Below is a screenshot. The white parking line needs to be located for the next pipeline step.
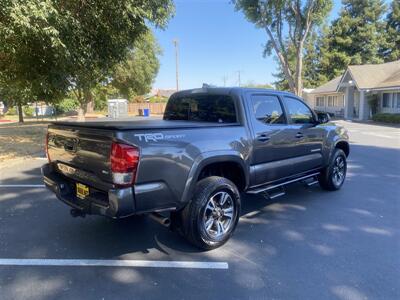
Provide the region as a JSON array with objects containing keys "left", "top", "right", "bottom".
[
  {"left": 0, "top": 258, "right": 228, "bottom": 269},
  {"left": 0, "top": 184, "right": 45, "bottom": 188}
]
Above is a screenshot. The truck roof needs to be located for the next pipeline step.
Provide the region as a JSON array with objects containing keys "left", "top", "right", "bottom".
[{"left": 171, "top": 86, "right": 298, "bottom": 99}]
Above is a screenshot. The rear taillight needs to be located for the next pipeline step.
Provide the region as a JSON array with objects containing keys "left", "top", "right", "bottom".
[
  {"left": 45, "top": 132, "right": 51, "bottom": 162},
  {"left": 110, "top": 142, "right": 140, "bottom": 186}
]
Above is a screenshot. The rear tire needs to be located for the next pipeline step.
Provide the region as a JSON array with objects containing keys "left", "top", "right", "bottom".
[
  {"left": 177, "top": 176, "right": 241, "bottom": 250},
  {"left": 319, "top": 148, "right": 347, "bottom": 191}
]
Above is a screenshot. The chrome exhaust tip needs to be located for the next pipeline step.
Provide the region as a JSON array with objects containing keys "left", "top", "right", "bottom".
[{"left": 149, "top": 212, "right": 171, "bottom": 227}]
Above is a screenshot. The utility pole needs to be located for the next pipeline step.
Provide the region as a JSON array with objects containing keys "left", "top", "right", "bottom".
[
  {"left": 222, "top": 75, "right": 227, "bottom": 87},
  {"left": 237, "top": 70, "right": 241, "bottom": 87},
  {"left": 173, "top": 39, "right": 179, "bottom": 91}
]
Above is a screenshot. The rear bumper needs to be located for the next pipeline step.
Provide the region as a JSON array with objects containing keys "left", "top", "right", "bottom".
[{"left": 42, "top": 164, "right": 135, "bottom": 218}]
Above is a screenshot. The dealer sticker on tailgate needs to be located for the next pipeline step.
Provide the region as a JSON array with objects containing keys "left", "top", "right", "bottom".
[{"left": 76, "top": 183, "right": 89, "bottom": 199}]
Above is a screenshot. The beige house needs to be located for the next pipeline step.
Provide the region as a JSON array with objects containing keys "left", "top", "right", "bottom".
[
  {"left": 308, "top": 60, "right": 400, "bottom": 120},
  {"left": 306, "top": 76, "right": 345, "bottom": 116}
]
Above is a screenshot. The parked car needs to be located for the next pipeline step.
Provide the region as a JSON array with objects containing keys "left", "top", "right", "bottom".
[{"left": 42, "top": 87, "right": 349, "bottom": 249}]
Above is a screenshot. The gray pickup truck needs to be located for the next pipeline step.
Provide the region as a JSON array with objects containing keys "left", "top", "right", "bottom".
[{"left": 42, "top": 87, "right": 349, "bottom": 249}]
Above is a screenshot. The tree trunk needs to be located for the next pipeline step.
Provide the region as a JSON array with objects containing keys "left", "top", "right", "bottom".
[
  {"left": 295, "top": 53, "right": 303, "bottom": 96},
  {"left": 279, "top": 55, "right": 297, "bottom": 94},
  {"left": 76, "top": 89, "right": 93, "bottom": 121},
  {"left": 77, "top": 103, "right": 87, "bottom": 121},
  {"left": 17, "top": 102, "right": 24, "bottom": 123},
  {"left": 264, "top": 28, "right": 296, "bottom": 94},
  {"left": 294, "top": 39, "right": 305, "bottom": 97}
]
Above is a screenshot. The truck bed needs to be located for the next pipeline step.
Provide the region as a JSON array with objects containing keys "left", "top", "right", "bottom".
[{"left": 52, "top": 118, "right": 239, "bottom": 130}]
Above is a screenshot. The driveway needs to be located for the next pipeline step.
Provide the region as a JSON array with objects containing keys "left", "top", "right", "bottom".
[{"left": 0, "top": 121, "right": 399, "bottom": 300}]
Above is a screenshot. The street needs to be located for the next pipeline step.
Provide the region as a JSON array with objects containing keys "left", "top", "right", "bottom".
[{"left": 0, "top": 121, "right": 399, "bottom": 300}]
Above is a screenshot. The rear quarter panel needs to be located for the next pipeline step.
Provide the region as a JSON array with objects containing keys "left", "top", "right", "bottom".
[{"left": 117, "top": 125, "right": 250, "bottom": 212}]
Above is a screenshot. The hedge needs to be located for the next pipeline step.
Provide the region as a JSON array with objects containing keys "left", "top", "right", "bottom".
[
  {"left": 23, "top": 106, "right": 35, "bottom": 117},
  {"left": 54, "top": 98, "right": 79, "bottom": 114},
  {"left": 372, "top": 113, "right": 400, "bottom": 124}
]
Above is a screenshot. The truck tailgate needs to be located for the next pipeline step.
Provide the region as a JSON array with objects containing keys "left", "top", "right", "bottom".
[{"left": 47, "top": 125, "right": 115, "bottom": 190}]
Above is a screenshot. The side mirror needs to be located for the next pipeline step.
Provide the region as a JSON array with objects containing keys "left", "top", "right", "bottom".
[{"left": 317, "top": 112, "right": 331, "bottom": 124}]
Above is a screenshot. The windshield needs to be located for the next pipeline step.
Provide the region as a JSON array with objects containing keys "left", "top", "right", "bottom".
[{"left": 163, "top": 94, "right": 237, "bottom": 123}]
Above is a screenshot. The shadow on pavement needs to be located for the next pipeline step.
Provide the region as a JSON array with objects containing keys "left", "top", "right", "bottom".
[{"left": 0, "top": 143, "right": 399, "bottom": 299}]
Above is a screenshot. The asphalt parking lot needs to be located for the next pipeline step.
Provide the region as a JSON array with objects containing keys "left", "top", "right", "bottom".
[{"left": 0, "top": 121, "right": 399, "bottom": 300}]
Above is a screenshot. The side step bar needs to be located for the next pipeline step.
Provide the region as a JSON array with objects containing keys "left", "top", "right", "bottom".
[
  {"left": 262, "top": 186, "right": 286, "bottom": 200},
  {"left": 247, "top": 172, "right": 320, "bottom": 195},
  {"left": 306, "top": 178, "right": 319, "bottom": 187}
]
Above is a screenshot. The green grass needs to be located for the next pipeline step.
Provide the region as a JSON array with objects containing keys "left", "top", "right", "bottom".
[
  {"left": 372, "top": 113, "right": 400, "bottom": 124},
  {"left": 0, "top": 122, "right": 48, "bottom": 162}
]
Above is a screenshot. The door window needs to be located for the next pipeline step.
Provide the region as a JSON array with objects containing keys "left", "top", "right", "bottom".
[
  {"left": 283, "top": 97, "right": 315, "bottom": 124},
  {"left": 251, "top": 95, "right": 286, "bottom": 124}
]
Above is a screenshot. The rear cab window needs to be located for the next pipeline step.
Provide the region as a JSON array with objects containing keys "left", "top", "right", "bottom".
[{"left": 163, "top": 94, "right": 237, "bottom": 123}]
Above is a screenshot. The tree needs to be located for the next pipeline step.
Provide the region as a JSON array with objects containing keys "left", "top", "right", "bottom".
[
  {"left": 111, "top": 31, "right": 162, "bottom": 100},
  {"left": 320, "top": 0, "right": 387, "bottom": 79},
  {"left": 384, "top": 0, "right": 400, "bottom": 61},
  {"left": 234, "top": 0, "right": 332, "bottom": 96},
  {"left": 302, "top": 30, "right": 326, "bottom": 87},
  {"left": 59, "top": 1, "right": 173, "bottom": 120},
  {"left": 0, "top": 1, "right": 174, "bottom": 121},
  {"left": 244, "top": 82, "right": 274, "bottom": 89},
  {"left": 0, "top": 1, "right": 70, "bottom": 122},
  {"left": 273, "top": 27, "right": 333, "bottom": 91},
  {"left": 0, "top": 81, "right": 32, "bottom": 123}
]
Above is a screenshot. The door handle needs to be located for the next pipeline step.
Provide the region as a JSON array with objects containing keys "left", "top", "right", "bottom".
[
  {"left": 257, "top": 134, "right": 270, "bottom": 142},
  {"left": 295, "top": 132, "right": 304, "bottom": 139}
]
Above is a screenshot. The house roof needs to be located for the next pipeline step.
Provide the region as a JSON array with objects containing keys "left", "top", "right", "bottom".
[
  {"left": 310, "top": 60, "right": 400, "bottom": 93},
  {"left": 341, "top": 60, "right": 400, "bottom": 90},
  {"left": 151, "top": 88, "right": 176, "bottom": 98},
  {"left": 310, "top": 76, "right": 342, "bottom": 94}
]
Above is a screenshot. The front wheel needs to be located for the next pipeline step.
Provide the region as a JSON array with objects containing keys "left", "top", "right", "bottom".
[
  {"left": 178, "top": 176, "right": 241, "bottom": 250},
  {"left": 319, "top": 148, "right": 347, "bottom": 191}
]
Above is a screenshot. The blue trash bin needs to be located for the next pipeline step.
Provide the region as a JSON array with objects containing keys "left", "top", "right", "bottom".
[{"left": 143, "top": 108, "right": 150, "bottom": 117}]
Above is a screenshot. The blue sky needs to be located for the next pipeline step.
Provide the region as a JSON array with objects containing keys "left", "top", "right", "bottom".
[{"left": 153, "top": 0, "right": 342, "bottom": 90}]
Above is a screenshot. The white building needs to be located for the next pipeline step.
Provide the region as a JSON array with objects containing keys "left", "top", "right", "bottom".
[{"left": 308, "top": 60, "right": 400, "bottom": 120}]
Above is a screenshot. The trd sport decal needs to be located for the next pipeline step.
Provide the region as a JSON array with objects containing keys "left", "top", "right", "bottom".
[{"left": 134, "top": 133, "right": 185, "bottom": 142}]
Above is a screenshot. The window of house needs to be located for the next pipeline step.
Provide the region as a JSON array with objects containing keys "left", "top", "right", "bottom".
[
  {"left": 251, "top": 95, "right": 285, "bottom": 124},
  {"left": 395, "top": 93, "right": 400, "bottom": 108},
  {"left": 316, "top": 96, "right": 325, "bottom": 107},
  {"left": 336, "top": 95, "right": 344, "bottom": 107},
  {"left": 328, "top": 96, "right": 337, "bottom": 107},
  {"left": 382, "top": 93, "right": 391, "bottom": 108}
]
